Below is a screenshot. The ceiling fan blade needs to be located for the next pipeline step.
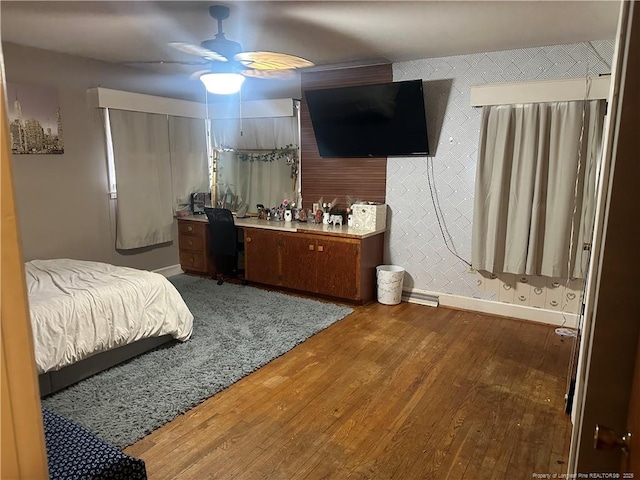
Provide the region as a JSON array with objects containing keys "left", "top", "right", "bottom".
[
  {"left": 241, "top": 69, "right": 297, "bottom": 80},
  {"left": 122, "top": 60, "right": 209, "bottom": 66},
  {"left": 235, "top": 51, "right": 314, "bottom": 70},
  {"left": 169, "top": 42, "right": 228, "bottom": 62}
]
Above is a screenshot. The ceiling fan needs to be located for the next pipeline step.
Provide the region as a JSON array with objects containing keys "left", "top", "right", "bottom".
[{"left": 166, "top": 4, "right": 314, "bottom": 94}]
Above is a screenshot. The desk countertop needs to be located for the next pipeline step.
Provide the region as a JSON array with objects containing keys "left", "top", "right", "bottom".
[{"left": 178, "top": 215, "right": 385, "bottom": 239}]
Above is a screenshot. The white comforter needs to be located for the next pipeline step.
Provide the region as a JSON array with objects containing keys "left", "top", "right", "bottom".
[{"left": 26, "top": 258, "right": 194, "bottom": 374}]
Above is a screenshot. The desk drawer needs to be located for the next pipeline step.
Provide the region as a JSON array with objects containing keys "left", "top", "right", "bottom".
[
  {"left": 179, "top": 233, "right": 205, "bottom": 252},
  {"left": 178, "top": 221, "right": 206, "bottom": 236},
  {"left": 180, "top": 252, "right": 207, "bottom": 272}
]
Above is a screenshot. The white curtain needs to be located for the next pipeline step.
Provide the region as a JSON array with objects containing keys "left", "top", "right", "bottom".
[
  {"left": 109, "top": 109, "right": 174, "bottom": 250},
  {"left": 210, "top": 117, "right": 297, "bottom": 150},
  {"left": 471, "top": 100, "right": 605, "bottom": 279},
  {"left": 217, "top": 151, "right": 294, "bottom": 210},
  {"left": 211, "top": 116, "right": 298, "bottom": 210},
  {"left": 168, "top": 116, "right": 209, "bottom": 212}
]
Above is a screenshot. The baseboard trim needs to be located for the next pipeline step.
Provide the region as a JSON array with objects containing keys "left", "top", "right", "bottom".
[
  {"left": 153, "top": 264, "right": 184, "bottom": 278},
  {"left": 403, "top": 288, "right": 578, "bottom": 328}
]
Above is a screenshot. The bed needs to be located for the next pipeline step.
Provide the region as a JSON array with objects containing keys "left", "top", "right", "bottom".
[{"left": 26, "top": 258, "right": 194, "bottom": 396}]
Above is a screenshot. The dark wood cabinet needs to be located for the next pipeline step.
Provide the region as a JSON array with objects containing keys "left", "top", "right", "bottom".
[
  {"left": 314, "top": 236, "right": 360, "bottom": 299},
  {"left": 178, "top": 219, "right": 210, "bottom": 275},
  {"left": 244, "top": 227, "right": 383, "bottom": 303},
  {"left": 244, "top": 228, "right": 282, "bottom": 287},
  {"left": 280, "top": 232, "right": 359, "bottom": 298},
  {"left": 179, "top": 219, "right": 384, "bottom": 303},
  {"left": 280, "top": 233, "right": 317, "bottom": 293}
]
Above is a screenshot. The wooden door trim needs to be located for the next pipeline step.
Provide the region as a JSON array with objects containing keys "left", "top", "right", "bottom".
[
  {"left": 569, "top": 1, "right": 640, "bottom": 474},
  {"left": 1, "top": 66, "right": 49, "bottom": 478}
]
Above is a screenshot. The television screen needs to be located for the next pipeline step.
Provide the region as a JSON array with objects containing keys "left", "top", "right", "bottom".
[{"left": 305, "top": 79, "right": 429, "bottom": 158}]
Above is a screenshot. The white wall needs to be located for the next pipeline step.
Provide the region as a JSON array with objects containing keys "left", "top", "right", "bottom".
[{"left": 388, "top": 40, "right": 614, "bottom": 318}]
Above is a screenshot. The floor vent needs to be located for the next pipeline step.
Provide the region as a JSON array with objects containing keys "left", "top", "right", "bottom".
[{"left": 403, "top": 291, "right": 439, "bottom": 307}]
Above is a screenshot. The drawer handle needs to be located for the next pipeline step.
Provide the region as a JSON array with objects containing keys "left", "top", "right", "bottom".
[
  {"left": 187, "top": 226, "right": 193, "bottom": 232},
  {"left": 189, "top": 257, "right": 194, "bottom": 264},
  {"left": 188, "top": 240, "right": 193, "bottom": 246},
  {"left": 246, "top": 237, "right": 252, "bottom": 243},
  {"left": 309, "top": 244, "right": 314, "bottom": 251},
  {"left": 317, "top": 245, "right": 324, "bottom": 252}
]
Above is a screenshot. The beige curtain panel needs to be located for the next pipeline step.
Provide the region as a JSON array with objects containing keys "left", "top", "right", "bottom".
[
  {"left": 168, "top": 116, "right": 209, "bottom": 213},
  {"left": 210, "top": 117, "right": 298, "bottom": 150},
  {"left": 109, "top": 109, "right": 174, "bottom": 250},
  {"left": 471, "top": 99, "right": 605, "bottom": 279},
  {"left": 218, "top": 151, "right": 294, "bottom": 210}
]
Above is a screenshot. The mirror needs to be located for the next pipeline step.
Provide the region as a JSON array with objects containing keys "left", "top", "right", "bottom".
[{"left": 215, "top": 147, "right": 299, "bottom": 214}]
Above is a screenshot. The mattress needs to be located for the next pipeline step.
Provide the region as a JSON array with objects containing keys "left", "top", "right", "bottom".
[{"left": 26, "top": 258, "right": 193, "bottom": 374}]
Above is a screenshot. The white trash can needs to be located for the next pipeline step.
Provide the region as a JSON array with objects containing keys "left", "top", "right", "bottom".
[{"left": 376, "top": 265, "right": 405, "bottom": 305}]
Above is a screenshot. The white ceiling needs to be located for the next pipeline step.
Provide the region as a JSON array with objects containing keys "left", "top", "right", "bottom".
[{"left": 0, "top": 1, "right": 621, "bottom": 94}]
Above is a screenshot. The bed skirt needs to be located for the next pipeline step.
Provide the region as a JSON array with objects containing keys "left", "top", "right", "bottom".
[{"left": 39, "top": 334, "right": 174, "bottom": 396}]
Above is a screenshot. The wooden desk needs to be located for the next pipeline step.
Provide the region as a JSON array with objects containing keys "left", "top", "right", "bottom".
[
  {"left": 177, "top": 216, "right": 211, "bottom": 276},
  {"left": 176, "top": 216, "right": 385, "bottom": 304}
]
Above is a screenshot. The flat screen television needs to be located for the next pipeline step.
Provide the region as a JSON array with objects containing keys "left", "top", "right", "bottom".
[{"left": 305, "top": 79, "right": 429, "bottom": 158}]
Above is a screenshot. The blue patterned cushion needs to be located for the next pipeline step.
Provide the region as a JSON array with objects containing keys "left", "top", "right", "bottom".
[{"left": 43, "top": 407, "right": 147, "bottom": 480}]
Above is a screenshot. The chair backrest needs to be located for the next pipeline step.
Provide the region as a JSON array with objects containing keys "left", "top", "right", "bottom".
[{"left": 204, "top": 207, "right": 237, "bottom": 256}]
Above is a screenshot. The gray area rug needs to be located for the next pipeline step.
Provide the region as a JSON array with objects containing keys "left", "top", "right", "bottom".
[{"left": 42, "top": 275, "right": 353, "bottom": 448}]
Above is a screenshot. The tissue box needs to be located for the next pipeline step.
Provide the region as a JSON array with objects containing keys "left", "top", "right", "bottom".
[{"left": 352, "top": 203, "right": 387, "bottom": 231}]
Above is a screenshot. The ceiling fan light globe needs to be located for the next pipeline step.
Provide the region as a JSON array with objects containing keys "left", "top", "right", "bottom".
[{"left": 200, "top": 72, "right": 245, "bottom": 95}]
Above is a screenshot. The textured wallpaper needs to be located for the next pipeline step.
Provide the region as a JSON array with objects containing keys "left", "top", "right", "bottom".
[{"left": 389, "top": 40, "right": 614, "bottom": 312}]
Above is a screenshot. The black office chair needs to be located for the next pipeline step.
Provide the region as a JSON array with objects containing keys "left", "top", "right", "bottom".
[{"left": 204, "top": 207, "right": 246, "bottom": 285}]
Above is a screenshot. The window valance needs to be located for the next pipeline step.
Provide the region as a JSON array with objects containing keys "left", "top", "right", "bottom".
[{"left": 210, "top": 117, "right": 298, "bottom": 150}]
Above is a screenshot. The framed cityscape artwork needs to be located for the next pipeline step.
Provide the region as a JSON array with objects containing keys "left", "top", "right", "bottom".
[{"left": 7, "top": 82, "right": 64, "bottom": 154}]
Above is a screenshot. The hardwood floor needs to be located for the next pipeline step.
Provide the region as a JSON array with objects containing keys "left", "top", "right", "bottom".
[{"left": 124, "top": 301, "right": 573, "bottom": 479}]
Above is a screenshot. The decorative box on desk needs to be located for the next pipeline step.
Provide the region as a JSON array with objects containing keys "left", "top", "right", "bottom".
[{"left": 352, "top": 203, "right": 387, "bottom": 231}]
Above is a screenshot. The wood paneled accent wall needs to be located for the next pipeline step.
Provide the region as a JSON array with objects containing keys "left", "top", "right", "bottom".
[{"left": 300, "top": 64, "right": 392, "bottom": 209}]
